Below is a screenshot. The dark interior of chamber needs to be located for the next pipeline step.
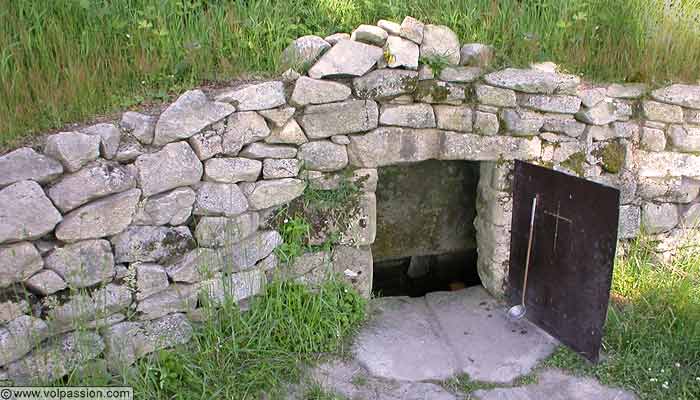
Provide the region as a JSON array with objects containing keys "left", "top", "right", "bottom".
[{"left": 371, "top": 160, "right": 482, "bottom": 298}]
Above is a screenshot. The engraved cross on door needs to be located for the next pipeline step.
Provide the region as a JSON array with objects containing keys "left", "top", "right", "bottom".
[{"left": 508, "top": 161, "right": 620, "bottom": 363}]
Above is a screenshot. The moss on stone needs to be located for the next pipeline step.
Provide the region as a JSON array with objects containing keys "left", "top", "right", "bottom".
[
  {"left": 355, "top": 74, "right": 417, "bottom": 100},
  {"left": 594, "top": 141, "right": 625, "bottom": 174},
  {"left": 415, "top": 80, "right": 450, "bottom": 103},
  {"left": 561, "top": 151, "right": 586, "bottom": 176}
]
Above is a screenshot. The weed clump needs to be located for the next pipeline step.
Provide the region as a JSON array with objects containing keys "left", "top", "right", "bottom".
[
  {"left": 271, "top": 174, "right": 364, "bottom": 264},
  {"left": 58, "top": 278, "right": 366, "bottom": 399}
]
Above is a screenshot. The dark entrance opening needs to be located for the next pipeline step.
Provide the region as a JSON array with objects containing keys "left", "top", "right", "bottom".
[{"left": 371, "top": 160, "right": 481, "bottom": 297}]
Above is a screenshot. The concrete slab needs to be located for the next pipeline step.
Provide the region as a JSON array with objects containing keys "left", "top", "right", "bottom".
[
  {"left": 352, "top": 296, "right": 460, "bottom": 381},
  {"left": 472, "top": 369, "right": 638, "bottom": 400},
  {"left": 425, "top": 287, "right": 558, "bottom": 383},
  {"left": 311, "top": 360, "right": 460, "bottom": 400}
]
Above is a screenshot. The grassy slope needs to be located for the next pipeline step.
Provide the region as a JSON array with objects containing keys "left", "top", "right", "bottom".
[{"left": 2, "top": 0, "right": 700, "bottom": 146}]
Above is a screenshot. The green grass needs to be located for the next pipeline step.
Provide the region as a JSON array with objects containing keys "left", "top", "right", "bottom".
[
  {"left": 61, "top": 278, "right": 367, "bottom": 400},
  {"left": 2, "top": 0, "right": 700, "bottom": 146},
  {"left": 443, "top": 372, "right": 539, "bottom": 395},
  {"left": 545, "top": 235, "right": 700, "bottom": 400}
]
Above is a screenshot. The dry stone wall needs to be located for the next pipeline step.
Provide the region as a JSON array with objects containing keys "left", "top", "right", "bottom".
[{"left": 1, "top": 16, "right": 699, "bottom": 382}]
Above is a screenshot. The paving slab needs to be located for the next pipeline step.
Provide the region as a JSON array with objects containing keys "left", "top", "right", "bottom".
[
  {"left": 353, "top": 296, "right": 460, "bottom": 381},
  {"left": 353, "top": 288, "right": 557, "bottom": 383},
  {"left": 310, "top": 359, "right": 461, "bottom": 400},
  {"left": 472, "top": 369, "right": 638, "bottom": 400},
  {"left": 298, "top": 288, "right": 637, "bottom": 400},
  {"left": 425, "top": 287, "right": 558, "bottom": 383}
]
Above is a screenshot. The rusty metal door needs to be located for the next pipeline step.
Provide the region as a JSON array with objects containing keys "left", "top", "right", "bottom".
[{"left": 508, "top": 161, "right": 620, "bottom": 362}]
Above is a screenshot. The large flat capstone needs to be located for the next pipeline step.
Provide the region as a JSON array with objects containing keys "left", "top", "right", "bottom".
[
  {"left": 472, "top": 369, "right": 637, "bottom": 400},
  {"left": 308, "top": 40, "right": 383, "bottom": 79},
  {"left": 347, "top": 127, "right": 441, "bottom": 167},
  {"left": 353, "top": 295, "right": 459, "bottom": 381},
  {"left": 425, "top": 289, "right": 558, "bottom": 383},
  {"left": 651, "top": 84, "right": 700, "bottom": 109},
  {"left": 307, "top": 360, "right": 459, "bottom": 400},
  {"left": 154, "top": 90, "right": 235, "bottom": 145},
  {"left": 353, "top": 287, "right": 558, "bottom": 383}
]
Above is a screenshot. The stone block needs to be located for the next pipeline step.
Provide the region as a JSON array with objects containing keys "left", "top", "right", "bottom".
[
  {"left": 242, "top": 178, "right": 306, "bottom": 210},
  {"left": 132, "top": 187, "right": 195, "bottom": 226},
  {"left": 299, "top": 100, "right": 379, "bottom": 138},
  {"left": 380, "top": 103, "right": 436, "bottom": 128},
  {"left": 135, "top": 141, "right": 202, "bottom": 197},
  {"left": 214, "top": 82, "right": 285, "bottom": 111},
  {"left": 483, "top": 68, "right": 579, "bottom": 95},
  {"left": 195, "top": 212, "right": 259, "bottom": 248},
  {"left": 55, "top": 189, "right": 141, "bottom": 242},
  {"left": 0, "top": 242, "right": 43, "bottom": 288},
  {"left": 44, "top": 132, "right": 100, "bottom": 172},
  {"left": 111, "top": 226, "right": 195, "bottom": 264},
  {"left": 193, "top": 182, "right": 249, "bottom": 217},
  {"left": 641, "top": 202, "right": 679, "bottom": 234},
  {"left": 441, "top": 132, "right": 541, "bottom": 161},
  {"left": 434, "top": 105, "right": 471, "bottom": 132},
  {"left": 280, "top": 35, "right": 330, "bottom": 71},
  {"left": 48, "top": 160, "right": 136, "bottom": 213},
  {"left": 347, "top": 127, "right": 441, "bottom": 167},
  {"left": 45, "top": 239, "right": 114, "bottom": 288},
  {"left": 0, "top": 148, "right": 63, "bottom": 188},
  {"left": 419, "top": 24, "right": 460, "bottom": 65}
]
